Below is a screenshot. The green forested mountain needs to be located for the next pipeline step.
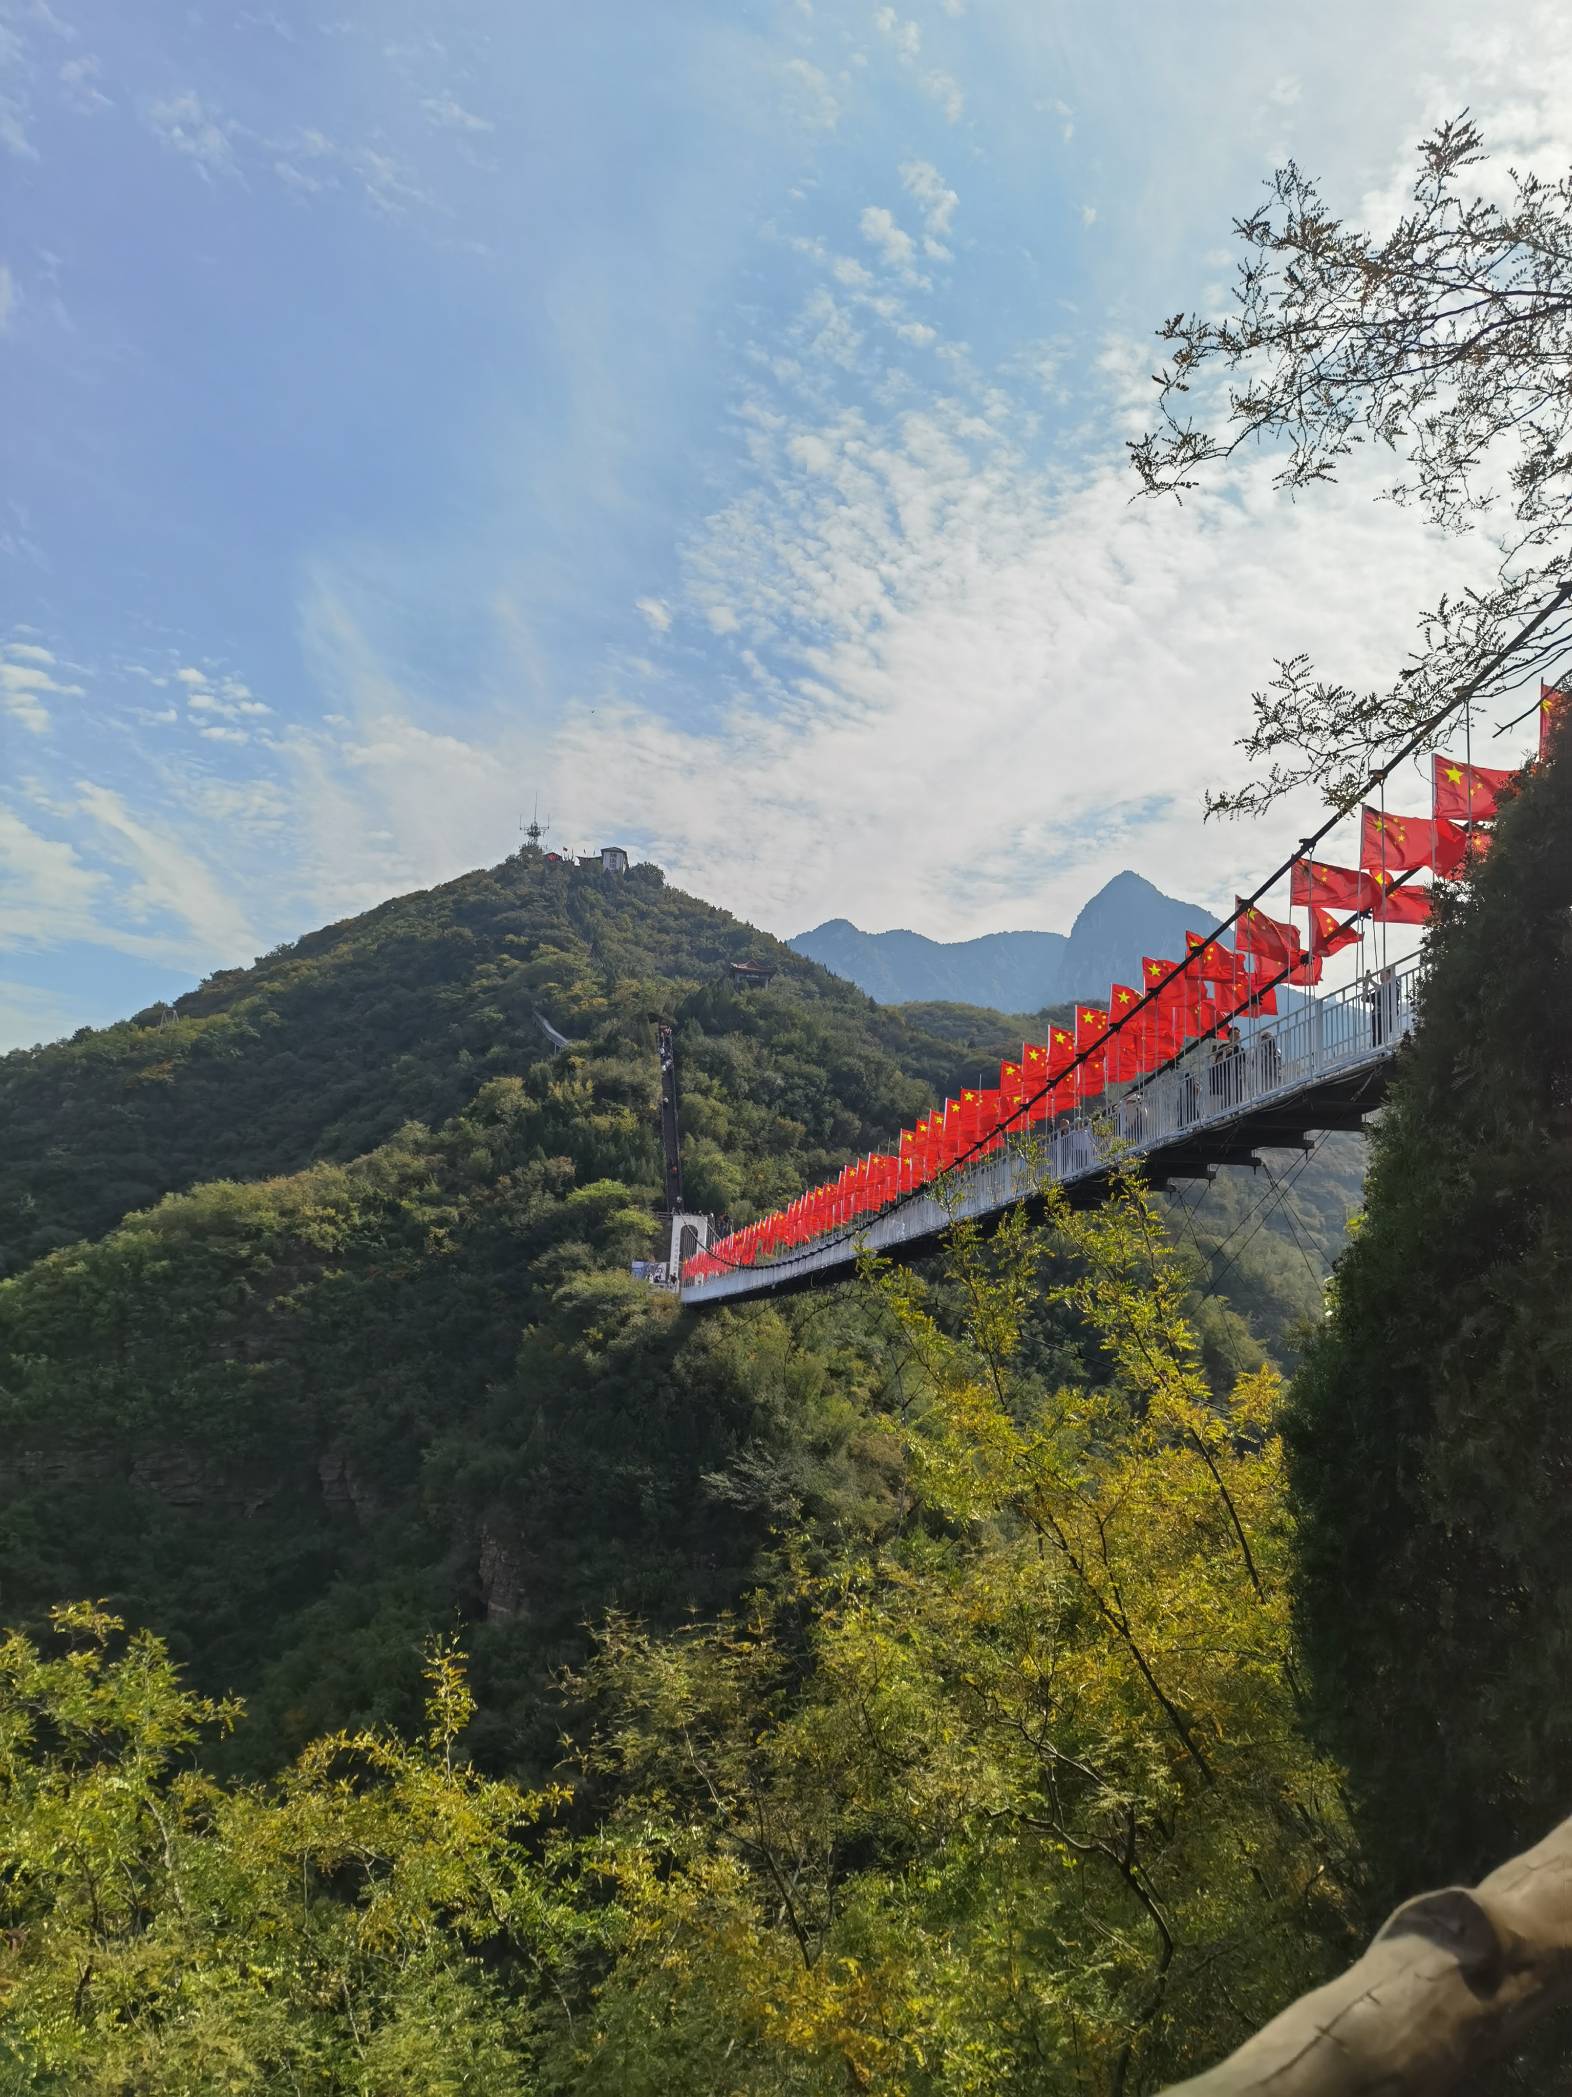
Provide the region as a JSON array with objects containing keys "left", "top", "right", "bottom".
[
  {"left": 0, "top": 847, "right": 1355, "bottom": 1782},
  {"left": 0, "top": 853, "right": 1045, "bottom": 1278},
  {"left": 0, "top": 845, "right": 1405, "bottom": 2091},
  {"left": 0, "top": 851, "right": 1053, "bottom": 1762}
]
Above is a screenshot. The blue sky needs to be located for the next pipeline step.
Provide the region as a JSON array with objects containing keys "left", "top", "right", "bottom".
[{"left": 2, "top": 0, "right": 1564, "bottom": 1046}]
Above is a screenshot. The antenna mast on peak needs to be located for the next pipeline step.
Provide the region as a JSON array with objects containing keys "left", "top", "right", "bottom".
[{"left": 520, "top": 796, "right": 550, "bottom": 850}]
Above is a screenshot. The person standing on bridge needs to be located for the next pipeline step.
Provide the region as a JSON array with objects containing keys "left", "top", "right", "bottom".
[
  {"left": 1253, "top": 1026, "right": 1282, "bottom": 1093},
  {"left": 1365, "top": 965, "right": 1399, "bottom": 1048},
  {"left": 1209, "top": 1028, "right": 1243, "bottom": 1111}
]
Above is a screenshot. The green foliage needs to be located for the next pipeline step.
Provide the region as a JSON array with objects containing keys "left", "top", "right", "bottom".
[
  {"left": 0, "top": 1184, "right": 1358, "bottom": 2093},
  {"left": 0, "top": 1605, "right": 575, "bottom": 2094},
  {"left": 0, "top": 1082, "right": 881, "bottom": 1771},
  {"left": 563, "top": 1177, "right": 1354, "bottom": 2093},
  {"left": 0, "top": 856, "right": 1336, "bottom": 1774},
  {"left": 1287, "top": 741, "right": 1572, "bottom": 1899},
  {"left": 1164, "top": 1133, "right": 1366, "bottom": 1372}
]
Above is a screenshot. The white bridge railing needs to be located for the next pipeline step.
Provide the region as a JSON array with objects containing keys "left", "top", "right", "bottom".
[{"left": 681, "top": 961, "right": 1418, "bottom": 1306}]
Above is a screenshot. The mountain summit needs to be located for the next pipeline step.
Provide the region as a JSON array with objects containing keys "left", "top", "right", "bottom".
[{"left": 791, "top": 870, "right": 1218, "bottom": 1010}]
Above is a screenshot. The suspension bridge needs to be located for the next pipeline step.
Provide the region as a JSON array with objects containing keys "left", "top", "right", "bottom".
[
  {"left": 678, "top": 959, "right": 1416, "bottom": 1307},
  {"left": 673, "top": 596, "right": 1568, "bottom": 1313}
]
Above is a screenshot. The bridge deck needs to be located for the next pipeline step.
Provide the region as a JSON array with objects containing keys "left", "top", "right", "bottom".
[{"left": 680, "top": 960, "right": 1415, "bottom": 1309}]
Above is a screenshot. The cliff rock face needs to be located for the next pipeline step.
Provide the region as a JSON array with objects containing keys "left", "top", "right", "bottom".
[
  {"left": 791, "top": 870, "right": 1220, "bottom": 1009},
  {"left": 478, "top": 1524, "right": 529, "bottom": 1623}
]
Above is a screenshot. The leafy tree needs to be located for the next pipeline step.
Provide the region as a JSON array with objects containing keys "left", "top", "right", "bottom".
[
  {"left": 562, "top": 1174, "right": 1353, "bottom": 2094},
  {"left": 0, "top": 1080, "right": 883, "bottom": 1771},
  {"left": 1286, "top": 734, "right": 1572, "bottom": 1900},
  {"left": 1132, "top": 113, "right": 1572, "bottom": 813},
  {"left": 0, "top": 1604, "right": 575, "bottom": 2093}
]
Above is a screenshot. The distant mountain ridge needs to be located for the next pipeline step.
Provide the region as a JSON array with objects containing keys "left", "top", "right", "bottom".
[{"left": 791, "top": 871, "right": 1222, "bottom": 1009}]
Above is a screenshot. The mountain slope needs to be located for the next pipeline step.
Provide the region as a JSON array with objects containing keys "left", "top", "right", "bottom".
[
  {"left": 0, "top": 851, "right": 1092, "bottom": 1761},
  {"left": 791, "top": 869, "right": 1221, "bottom": 1007},
  {"left": 0, "top": 854, "right": 1031, "bottom": 1278},
  {"left": 789, "top": 919, "right": 1070, "bottom": 1009},
  {"left": 0, "top": 848, "right": 1365, "bottom": 1774}
]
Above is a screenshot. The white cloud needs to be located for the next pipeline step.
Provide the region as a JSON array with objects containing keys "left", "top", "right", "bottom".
[
  {"left": 0, "top": 15, "right": 39, "bottom": 161},
  {"left": 779, "top": 57, "right": 840, "bottom": 132},
  {"left": 798, "top": 287, "right": 862, "bottom": 368},
  {"left": 0, "top": 805, "right": 107, "bottom": 949},
  {"left": 550, "top": 381, "right": 1497, "bottom": 945},
  {"left": 0, "top": 978, "right": 96, "bottom": 1052},
  {"left": 144, "top": 92, "right": 238, "bottom": 176},
  {"left": 788, "top": 432, "right": 836, "bottom": 474},
  {"left": 421, "top": 92, "right": 492, "bottom": 133},
  {"left": 1081, "top": 203, "right": 1098, "bottom": 226},
  {"left": 175, "top": 665, "right": 208, "bottom": 685},
  {"left": 58, "top": 53, "right": 111, "bottom": 113},
  {"left": 859, "top": 203, "right": 915, "bottom": 270},
  {"left": 5, "top": 641, "right": 51, "bottom": 665},
  {"left": 900, "top": 159, "right": 957, "bottom": 256},
  {"left": 0, "top": 657, "right": 84, "bottom": 732},
  {"left": 0, "top": 261, "right": 14, "bottom": 332},
  {"left": 198, "top": 724, "right": 250, "bottom": 743},
  {"left": 75, "top": 781, "right": 260, "bottom": 956},
  {"left": 186, "top": 681, "right": 273, "bottom": 720},
  {"left": 635, "top": 596, "right": 672, "bottom": 632},
  {"left": 0, "top": 798, "right": 241, "bottom": 972},
  {"left": 872, "top": 7, "right": 921, "bottom": 62},
  {"left": 924, "top": 70, "right": 964, "bottom": 123}
]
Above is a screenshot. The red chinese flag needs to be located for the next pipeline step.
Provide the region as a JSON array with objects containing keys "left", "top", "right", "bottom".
[
  {"left": 1186, "top": 933, "right": 1241, "bottom": 986},
  {"left": 1359, "top": 807, "right": 1434, "bottom": 875},
  {"left": 1287, "top": 949, "right": 1324, "bottom": 987},
  {"left": 1142, "top": 955, "right": 1181, "bottom": 1006},
  {"left": 1433, "top": 754, "right": 1516, "bottom": 823},
  {"left": 998, "top": 1057, "right": 1024, "bottom": 1102},
  {"left": 1019, "top": 1043, "right": 1051, "bottom": 1120},
  {"left": 1235, "top": 898, "right": 1300, "bottom": 969},
  {"left": 1237, "top": 964, "right": 1278, "bottom": 1016},
  {"left": 1431, "top": 819, "right": 1466, "bottom": 878},
  {"left": 1542, "top": 684, "right": 1568, "bottom": 761},
  {"left": 1176, "top": 989, "right": 1217, "bottom": 1039},
  {"left": 1075, "top": 1004, "right": 1110, "bottom": 1051},
  {"left": 977, "top": 1087, "right": 1006, "bottom": 1134},
  {"left": 1368, "top": 873, "right": 1432, "bottom": 924},
  {"left": 1047, "top": 1025, "right": 1076, "bottom": 1077},
  {"left": 1291, "top": 858, "right": 1375, "bottom": 911},
  {"left": 1310, "top": 905, "right": 1362, "bottom": 959}
]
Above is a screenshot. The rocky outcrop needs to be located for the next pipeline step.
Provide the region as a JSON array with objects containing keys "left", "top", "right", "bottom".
[{"left": 477, "top": 1523, "right": 528, "bottom": 1622}]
